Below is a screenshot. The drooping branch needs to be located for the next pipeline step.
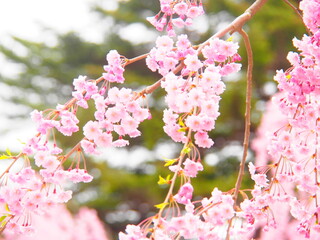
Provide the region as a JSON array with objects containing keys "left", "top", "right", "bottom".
[
  {"left": 233, "top": 28, "right": 253, "bottom": 206},
  {"left": 226, "top": 27, "right": 253, "bottom": 240},
  {"left": 137, "top": 0, "right": 268, "bottom": 97},
  {"left": 282, "top": 0, "right": 312, "bottom": 35}
]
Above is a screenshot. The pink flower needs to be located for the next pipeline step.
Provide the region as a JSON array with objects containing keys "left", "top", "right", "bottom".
[
  {"left": 106, "top": 49, "right": 121, "bottom": 65},
  {"left": 34, "top": 151, "right": 49, "bottom": 167},
  {"left": 184, "top": 54, "right": 203, "bottom": 72},
  {"left": 113, "top": 138, "right": 129, "bottom": 147},
  {"left": 94, "top": 132, "right": 113, "bottom": 148},
  {"left": 194, "top": 131, "right": 214, "bottom": 148},
  {"left": 80, "top": 139, "right": 98, "bottom": 155},
  {"left": 121, "top": 115, "right": 139, "bottom": 134},
  {"left": 174, "top": 182, "right": 194, "bottom": 205},
  {"left": 56, "top": 190, "right": 72, "bottom": 203},
  {"left": 156, "top": 35, "right": 174, "bottom": 50},
  {"left": 252, "top": 174, "right": 269, "bottom": 187},
  {"left": 42, "top": 155, "right": 60, "bottom": 171},
  {"left": 73, "top": 75, "right": 87, "bottom": 91},
  {"left": 172, "top": 18, "right": 185, "bottom": 28},
  {"left": 183, "top": 158, "right": 203, "bottom": 177},
  {"left": 186, "top": 6, "right": 202, "bottom": 18},
  {"left": 176, "top": 93, "right": 193, "bottom": 113},
  {"left": 173, "top": 2, "right": 188, "bottom": 15},
  {"left": 107, "top": 87, "right": 121, "bottom": 103},
  {"left": 105, "top": 106, "right": 125, "bottom": 123},
  {"left": 132, "top": 107, "right": 149, "bottom": 122},
  {"left": 83, "top": 121, "right": 102, "bottom": 140},
  {"left": 185, "top": 115, "right": 203, "bottom": 131}
]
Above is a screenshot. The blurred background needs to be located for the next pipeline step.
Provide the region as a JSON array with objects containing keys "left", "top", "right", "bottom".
[{"left": 0, "top": 0, "right": 305, "bottom": 238}]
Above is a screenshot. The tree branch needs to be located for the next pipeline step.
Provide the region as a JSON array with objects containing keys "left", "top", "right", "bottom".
[
  {"left": 226, "top": 28, "right": 253, "bottom": 240},
  {"left": 233, "top": 28, "right": 253, "bottom": 205},
  {"left": 282, "top": 0, "right": 312, "bottom": 35}
]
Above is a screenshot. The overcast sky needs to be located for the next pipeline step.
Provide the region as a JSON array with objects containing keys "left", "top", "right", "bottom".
[
  {"left": 0, "top": 0, "right": 116, "bottom": 44},
  {"left": 0, "top": 0, "right": 111, "bottom": 151},
  {"left": 0, "top": 0, "right": 160, "bottom": 168}
]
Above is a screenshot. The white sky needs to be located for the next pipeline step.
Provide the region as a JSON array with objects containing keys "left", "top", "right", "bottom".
[
  {"left": 0, "top": 0, "right": 113, "bottom": 152},
  {"left": 0, "top": 0, "right": 116, "bottom": 45},
  {"left": 0, "top": 0, "right": 229, "bottom": 170},
  {"left": 0, "top": 0, "right": 158, "bottom": 168}
]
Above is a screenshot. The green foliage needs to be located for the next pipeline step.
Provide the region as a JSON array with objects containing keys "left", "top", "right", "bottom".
[{"left": 0, "top": 0, "right": 305, "bottom": 237}]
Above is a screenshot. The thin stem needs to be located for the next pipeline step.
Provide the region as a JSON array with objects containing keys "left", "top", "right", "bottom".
[
  {"left": 60, "top": 141, "right": 82, "bottom": 165},
  {"left": 282, "top": 0, "right": 312, "bottom": 35},
  {"left": 158, "top": 129, "right": 192, "bottom": 217},
  {"left": 226, "top": 28, "right": 253, "bottom": 240},
  {"left": 198, "top": 0, "right": 268, "bottom": 52},
  {"left": 0, "top": 154, "right": 22, "bottom": 179},
  {"left": 134, "top": 63, "right": 184, "bottom": 99},
  {"left": 233, "top": 28, "right": 253, "bottom": 206},
  {"left": 124, "top": 53, "right": 149, "bottom": 66}
]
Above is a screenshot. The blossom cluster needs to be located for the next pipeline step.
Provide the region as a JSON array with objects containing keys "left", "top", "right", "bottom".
[
  {"left": 2, "top": 0, "right": 319, "bottom": 239},
  {"left": 0, "top": 50, "right": 149, "bottom": 235},
  {"left": 1, "top": 205, "right": 109, "bottom": 240},
  {"left": 159, "top": 36, "right": 240, "bottom": 148},
  {"left": 81, "top": 86, "right": 149, "bottom": 153},
  {"left": 120, "top": 11, "right": 243, "bottom": 239},
  {"left": 248, "top": 0, "right": 320, "bottom": 238},
  {"left": 119, "top": 188, "right": 239, "bottom": 240},
  {"left": 147, "top": 0, "right": 204, "bottom": 36}
]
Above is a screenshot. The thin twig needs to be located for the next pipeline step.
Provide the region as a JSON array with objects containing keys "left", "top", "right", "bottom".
[
  {"left": 134, "top": 63, "right": 184, "bottom": 99},
  {"left": 137, "top": 0, "right": 268, "bottom": 98},
  {"left": 233, "top": 28, "right": 253, "bottom": 206},
  {"left": 282, "top": 0, "right": 312, "bottom": 35},
  {"left": 124, "top": 53, "right": 149, "bottom": 66},
  {"left": 226, "top": 28, "right": 253, "bottom": 240},
  {"left": 158, "top": 124, "right": 193, "bottom": 217},
  {"left": 198, "top": 0, "right": 268, "bottom": 52},
  {"left": 0, "top": 154, "right": 22, "bottom": 179}
]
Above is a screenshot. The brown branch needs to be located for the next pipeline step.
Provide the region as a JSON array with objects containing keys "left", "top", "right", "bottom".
[
  {"left": 134, "top": 63, "right": 184, "bottom": 99},
  {"left": 198, "top": 0, "right": 268, "bottom": 52},
  {"left": 158, "top": 118, "right": 193, "bottom": 218},
  {"left": 226, "top": 28, "right": 253, "bottom": 240},
  {"left": 124, "top": 53, "right": 149, "bottom": 66},
  {"left": 0, "top": 154, "right": 22, "bottom": 179},
  {"left": 233, "top": 28, "right": 253, "bottom": 205},
  {"left": 282, "top": 0, "right": 312, "bottom": 35},
  {"left": 60, "top": 141, "right": 82, "bottom": 165},
  {"left": 137, "top": 0, "right": 269, "bottom": 99}
]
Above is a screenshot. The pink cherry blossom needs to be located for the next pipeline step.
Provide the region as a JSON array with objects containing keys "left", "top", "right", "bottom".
[{"left": 183, "top": 158, "right": 203, "bottom": 177}]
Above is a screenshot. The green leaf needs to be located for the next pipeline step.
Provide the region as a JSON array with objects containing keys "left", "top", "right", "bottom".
[
  {"left": 178, "top": 116, "right": 185, "bottom": 127},
  {"left": 5, "top": 148, "right": 11, "bottom": 156},
  {"left": 157, "top": 175, "right": 166, "bottom": 185},
  {"left": 0, "top": 155, "right": 9, "bottom": 160},
  {"left": 0, "top": 216, "right": 6, "bottom": 224},
  {"left": 154, "top": 202, "right": 169, "bottom": 210},
  {"left": 181, "top": 147, "right": 191, "bottom": 154},
  {"left": 17, "top": 139, "right": 26, "bottom": 145},
  {"left": 4, "top": 204, "right": 10, "bottom": 212},
  {"left": 157, "top": 174, "right": 171, "bottom": 185},
  {"left": 164, "top": 158, "right": 177, "bottom": 167},
  {"left": 227, "top": 36, "right": 234, "bottom": 42},
  {"left": 178, "top": 127, "right": 187, "bottom": 132}
]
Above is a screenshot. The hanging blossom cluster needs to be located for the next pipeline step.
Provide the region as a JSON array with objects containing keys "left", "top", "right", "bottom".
[
  {"left": 146, "top": 34, "right": 240, "bottom": 148},
  {"left": 2, "top": 0, "right": 319, "bottom": 239},
  {"left": 161, "top": 37, "right": 240, "bottom": 148},
  {"left": 119, "top": 188, "right": 237, "bottom": 240},
  {"left": 0, "top": 49, "right": 150, "bottom": 235},
  {"left": 147, "top": 0, "right": 204, "bottom": 36},
  {"left": 119, "top": 1, "right": 244, "bottom": 238},
  {"left": 1, "top": 205, "right": 109, "bottom": 240},
  {"left": 247, "top": 0, "right": 320, "bottom": 238}
]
